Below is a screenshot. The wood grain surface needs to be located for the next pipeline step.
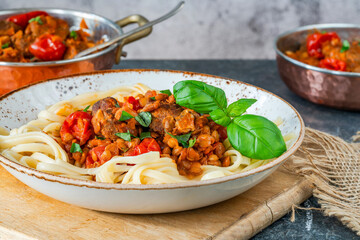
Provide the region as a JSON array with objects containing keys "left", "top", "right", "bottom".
[{"left": 0, "top": 164, "right": 313, "bottom": 240}]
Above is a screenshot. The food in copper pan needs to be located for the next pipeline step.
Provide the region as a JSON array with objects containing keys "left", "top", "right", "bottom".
[{"left": 285, "top": 30, "right": 360, "bottom": 72}]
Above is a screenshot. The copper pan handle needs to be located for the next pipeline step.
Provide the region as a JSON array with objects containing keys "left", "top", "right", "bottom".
[{"left": 114, "top": 15, "right": 152, "bottom": 64}]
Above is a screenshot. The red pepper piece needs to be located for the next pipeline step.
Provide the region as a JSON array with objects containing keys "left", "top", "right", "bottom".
[
  {"left": 60, "top": 111, "right": 93, "bottom": 145},
  {"left": 319, "top": 58, "right": 347, "bottom": 71},
  {"left": 29, "top": 34, "right": 67, "bottom": 61},
  {"left": 306, "top": 32, "right": 340, "bottom": 58},
  {"left": 7, "top": 11, "right": 48, "bottom": 29}
]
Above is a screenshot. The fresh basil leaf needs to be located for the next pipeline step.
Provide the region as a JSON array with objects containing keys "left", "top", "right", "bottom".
[
  {"left": 160, "top": 89, "right": 172, "bottom": 96},
  {"left": 150, "top": 97, "right": 156, "bottom": 101},
  {"left": 83, "top": 105, "right": 90, "bottom": 112},
  {"left": 1, "top": 43, "right": 9, "bottom": 49},
  {"left": 119, "top": 111, "right": 134, "bottom": 121},
  {"left": 321, "top": 30, "right": 327, "bottom": 34},
  {"left": 188, "top": 137, "right": 196, "bottom": 148},
  {"left": 95, "top": 136, "right": 105, "bottom": 140},
  {"left": 226, "top": 99, "right": 257, "bottom": 117},
  {"left": 70, "top": 143, "right": 83, "bottom": 153},
  {"left": 227, "top": 114, "right": 286, "bottom": 160},
  {"left": 115, "top": 101, "right": 120, "bottom": 108},
  {"left": 115, "top": 132, "right": 131, "bottom": 142},
  {"left": 166, "top": 131, "right": 192, "bottom": 148},
  {"left": 70, "top": 30, "right": 78, "bottom": 40},
  {"left": 135, "top": 112, "right": 152, "bottom": 127},
  {"left": 29, "top": 16, "right": 43, "bottom": 25},
  {"left": 209, "top": 108, "right": 231, "bottom": 127},
  {"left": 340, "top": 40, "right": 350, "bottom": 53},
  {"left": 140, "top": 132, "right": 152, "bottom": 140},
  {"left": 173, "top": 80, "right": 227, "bottom": 113}
]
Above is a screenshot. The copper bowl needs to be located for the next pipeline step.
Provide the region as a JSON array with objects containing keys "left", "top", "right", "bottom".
[
  {"left": 0, "top": 8, "right": 152, "bottom": 95},
  {"left": 275, "top": 23, "right": 360, "bottom": 110}
]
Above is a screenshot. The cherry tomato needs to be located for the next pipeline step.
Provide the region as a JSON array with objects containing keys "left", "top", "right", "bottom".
[
  {"left": 306, "top": 32, "right": 340, "bottom": 58},
  {"left": 125, "top": 138, "right": 161, "bottom": 156},
  {"left": 85, "top": 146, "right": 106, "bottom": 168},
  {"left": 319, "top": 58, "right": 347, "bottom": 71},
  {"left": 126, "top": 96, "right": 141, "bottom": 111},
  {"left": 7, "top": 11, "right": 48, "bottom": 29},
  {"left": 29, "top": 34, "right": 67, "bottom": 61},
  {"left": 60, "top": 111, "right": 93, "bottom": 145}
]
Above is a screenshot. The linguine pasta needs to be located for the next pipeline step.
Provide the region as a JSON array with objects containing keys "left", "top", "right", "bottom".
[{"left": 0, "top": 84, "right": 293, "bottom": 184}]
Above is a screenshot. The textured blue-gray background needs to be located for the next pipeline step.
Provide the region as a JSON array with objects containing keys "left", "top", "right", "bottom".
[{"left": 0, "top": 0, "right": 359, "bottom": 59}]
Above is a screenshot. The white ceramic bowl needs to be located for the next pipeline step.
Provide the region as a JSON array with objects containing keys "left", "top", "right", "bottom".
[{"left": 0, "top": 69, "right": 305, "bottom": 214}]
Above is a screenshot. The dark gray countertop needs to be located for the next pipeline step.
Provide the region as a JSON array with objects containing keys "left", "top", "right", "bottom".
[{"left": 116, "top": 60, "right": 360, "bottom": 240}]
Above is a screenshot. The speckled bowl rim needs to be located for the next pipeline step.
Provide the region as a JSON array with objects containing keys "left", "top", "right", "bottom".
[
  {"left": 275, "top": 23, "right": 360, "bottom": 77},
  {"left": 0, "top": 69, "right": 305, "bottom": 190}
]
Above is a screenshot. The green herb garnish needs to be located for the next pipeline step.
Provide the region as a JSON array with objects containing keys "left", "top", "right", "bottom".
[
  {"left": 173, "top": 80, "right": 286, "bottom": 159},
  {"left": 340, "top": 40, "right": 350, "bottom": 53},
  {"left": 83, "top": 105, "right": 90, "bottom": 112},
  {"left": 115, "top": 132, "right": 131, "bottom": 142},
  {"left": 160, "top": 89, "right": 172, "bottom": 96},
  {"left": 166, "top": 132, "right": 192, "bottom": 148},
  {"left": 70, "top": 30, "right": 78, "bottom": 40},
  {"left": 135, "top": 112, "right": 152, "bottom": 127},
  {"left": 115, "top": 101, "right": 120, "bottom": 108},
  {"left": 1, "top": 43, "right": 9, "bottom": 49},
  {"left": 70, "top": 143, "right": 83, "bottom": 153},
  {"left": 95, "top": 136, "right": 105, "bottom": 140},
  {"left": 188, "top": 137, "right": 196, "bottom": 148},
  {"left": 115, "top": 130, "right": 137, "bottom": 142},
  {"left": 150, "top": 97, "right": 156, "bottom": 101},
  {"left": 118, "top": 111, "right": 134, "bottom": 121},
  {"left": 29, "top": 16, "right": 43, "bottom": 25},
  {"left": 140, "top": 132, "right": 152, "bottom": 140}
]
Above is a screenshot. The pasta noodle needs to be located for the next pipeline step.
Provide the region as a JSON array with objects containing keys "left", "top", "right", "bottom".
[{"left": 0, "top": 84, "right": 292, "bottom": 184}]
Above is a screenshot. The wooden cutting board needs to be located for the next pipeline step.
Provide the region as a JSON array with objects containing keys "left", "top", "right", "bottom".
[{"left": 0, "top": 164, "right": 313, "bottom": 240}]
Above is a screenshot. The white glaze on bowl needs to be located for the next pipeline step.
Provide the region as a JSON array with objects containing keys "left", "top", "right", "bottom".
[{"left": 0, "top": 69, "right": 305, "bottom": 213}]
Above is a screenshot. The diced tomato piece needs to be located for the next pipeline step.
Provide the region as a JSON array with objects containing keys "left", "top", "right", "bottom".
[
  {"left": 85, "top": 146, "right": 106, "bottom": 168},
  {"left": 125, "top": 138, "right": 161, "bottom": 156},
  {"left": 60, "top": 111, "right": 93, "bottom": 145},
  {"left": 319, "top": 58, "right": 347, "bottom": 71},
  {"left": 126, "top": 96, "right": 141, "bottom": 111}
]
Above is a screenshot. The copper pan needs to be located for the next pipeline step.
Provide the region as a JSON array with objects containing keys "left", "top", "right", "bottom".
[
  {"left": 275, "top": 23, "right": 360, "bottom": 111},
  {"left": 0, "top": 8, "right": 152, "bottom": 95}
]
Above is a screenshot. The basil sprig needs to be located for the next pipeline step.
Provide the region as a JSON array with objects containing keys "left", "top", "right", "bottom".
[
  {"left": 173, "top": 80, "right": 287, "bottom": 159},
  {"left": 174, "top": 80, "right": 227, "bottom": 113},
  {"left": 140, "top": 132, "right": 152, "bottom": 140}
]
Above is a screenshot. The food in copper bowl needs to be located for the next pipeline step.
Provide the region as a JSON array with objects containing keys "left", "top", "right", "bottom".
[
  {"left": 0, "top": 8, "right": 152, "bottom": 95},
  {"left": 285, "top": 30, "right": 360, "bottom": 72},
  {"left": 275, "top": 23, "right": 360, "bottom": 110}
]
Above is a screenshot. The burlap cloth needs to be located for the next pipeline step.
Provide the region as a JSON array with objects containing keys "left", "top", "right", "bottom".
[{"left": 284, "top": 127, "right": 360, "bottom": 236}]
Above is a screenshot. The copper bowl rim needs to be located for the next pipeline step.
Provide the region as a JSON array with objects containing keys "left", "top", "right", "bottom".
[
  {"left": 0, "top": 69, "right": 305, "bottom": 191},
  {"left": 274, "top": 23, "right": 360, "bottom": 77},
  {"left": 0, "top": 8, "right": 122, "bottom": 67}
]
